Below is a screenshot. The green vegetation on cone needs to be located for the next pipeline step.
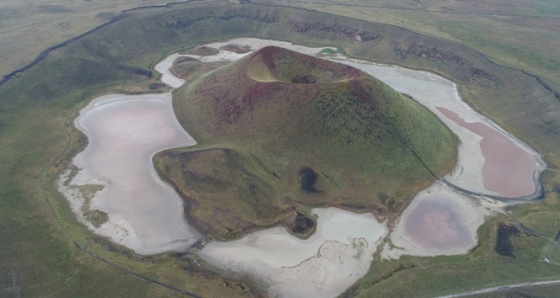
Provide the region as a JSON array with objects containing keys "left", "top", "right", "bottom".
[{"left": 155, "top": 46, "right": 457, "bottom": 239}]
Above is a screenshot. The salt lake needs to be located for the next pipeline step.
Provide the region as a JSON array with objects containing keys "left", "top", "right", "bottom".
[{"left": 58, "top": 38, "right": 546, "bottom": 297}]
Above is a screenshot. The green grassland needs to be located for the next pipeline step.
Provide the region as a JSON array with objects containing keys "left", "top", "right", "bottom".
[
  {"left": 0, "top": 0, "right": 559, "bottom": 297},
  {"left": 0, "top": 0, "right": 176, "bottom": 76},
  {"left": 155, "top": 46, "right": 457, "bottom": 239}
]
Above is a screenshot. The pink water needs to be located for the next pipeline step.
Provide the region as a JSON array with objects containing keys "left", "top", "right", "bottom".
[
  {"left": 75, "top": 95, "right": 200, "bottom": 254},
  {"left": 437, "top": 107, "right": 536, "bottom": 197},
  {"left": 403, "top": 195, "right": 473, "bottom": 250}
]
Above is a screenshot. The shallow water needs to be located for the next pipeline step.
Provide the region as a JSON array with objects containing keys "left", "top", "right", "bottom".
[
  {"left": 386, "top": 184, "right": 488, "bottom": 257},
  {"left": 69, "top": 93, "right": 201, "bottom": 254},
  {"left": 403, "top": 191, "right": 474, "bottom": 250},
  {"left": 437, "top": 107, "right": 537, "bottom": 197}
]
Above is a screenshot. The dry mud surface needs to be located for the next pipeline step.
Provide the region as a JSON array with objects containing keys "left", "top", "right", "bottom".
[{"left": 199, "top": 208, "right": 387, "bottom": 298}]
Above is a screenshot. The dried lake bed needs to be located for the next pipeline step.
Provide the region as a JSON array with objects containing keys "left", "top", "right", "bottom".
[{"left": 58, "top": 38, "right": 546, "bottom": 297}]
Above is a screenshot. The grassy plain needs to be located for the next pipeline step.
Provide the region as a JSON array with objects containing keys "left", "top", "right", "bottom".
[
  {"left": 553, "top": 243, "right": 560, "bottom": 262},
  {"left": 0, "top": 0, "right": 559, "bottom": 297},
  {"left": 0, "top": 0, "right": 182, "bottom": 76}
]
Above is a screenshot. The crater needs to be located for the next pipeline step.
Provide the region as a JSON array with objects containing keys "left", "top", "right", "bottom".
[{"left": 245, "top": 46, "right": 362, "bottom": 84}]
